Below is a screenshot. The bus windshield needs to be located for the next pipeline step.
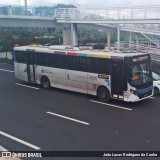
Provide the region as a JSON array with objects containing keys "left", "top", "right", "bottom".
[
  {"left": 129, "top": 62, "right": 152, "bottom": 86},
  {"left": 152, "top": 72, "right": 160, "bottom": 81}
]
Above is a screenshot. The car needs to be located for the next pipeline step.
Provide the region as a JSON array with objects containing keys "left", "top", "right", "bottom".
[{"left": 152, "top": 72, "right": 160, "bottom": 95}]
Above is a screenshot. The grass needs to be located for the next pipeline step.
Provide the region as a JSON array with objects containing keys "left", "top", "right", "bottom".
[{"left": 0, "top": 58, "right": 13, "bottom": 64}]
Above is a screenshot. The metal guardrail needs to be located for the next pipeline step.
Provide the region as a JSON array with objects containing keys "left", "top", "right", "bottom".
[
  {"left": 120, "top": 26, "right": 160, "bottom": 35},
  {"left": 55, "top": 6, "right": 160, "bottom": 20},
  {"left": 121, "top": 24, "right": 160, "bottom": 31},
  {"left": 119, "top": 42, "right": 160, "bottom": 50},
  {"left": 0, "top": 4, "right": 54, "bottom": 17},
  {"left": 117, "top": 42, "right": 160, "bottom": 62},
  {"left": 1, "top": 4, "right": 160, "bottom": 20}
]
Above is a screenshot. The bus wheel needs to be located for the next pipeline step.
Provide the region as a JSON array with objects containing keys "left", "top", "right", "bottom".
[
  {"left": 154, "top": 87, "right": 159, "bottom": 96},
  {"left": 97, "top": 87, "right": 110, "bottom": 102},
  {"left": 41, "top": 76, "right": 50, "bottom": 89}
]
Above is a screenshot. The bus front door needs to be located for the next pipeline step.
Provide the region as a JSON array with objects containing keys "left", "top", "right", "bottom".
[
  {"left": 27, "top": 53, "right": 36, "bottom": 83},
  {"left": 111, "top": 61, "right": 124, "bottom": 99}
]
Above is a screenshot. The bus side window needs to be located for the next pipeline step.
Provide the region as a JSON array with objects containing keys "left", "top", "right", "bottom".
[
  {"left": 16, "top": 51, "right": 27, "bottom": 63},
  {"left": 37, "top": 53, "right": 49, "bottom": 66},
  {"left": 28, "top": 52, "right": 36, "bottom": 65},
  {"left": 82, "top": 57, "right": 88, "bottom": 71},
  {"left": 99, "top": 59, "right": 108, "bottom": 74},
  {"left": 62, "top": 55, "right": 68, "bottom": 69},
  {"left": 63, "top": 55, "right": 74, "bottom": 70},
  {"left": 88, "top": 57, "right": 99, "bottom": 73},
  {"left": 69, "top": 56, "right": 74, "bottom": 70},
  {"left": 75, "top": 57, "right": 88, "bottom": 71},
  {"left": 48, "top": 54, "right": 54, "bottom": 67},
  {"left": 54, "top": 54, "right": 63, "bottom": 68},
  {"left": 68, "top": 56, "right": 75, "bottom": 70}
]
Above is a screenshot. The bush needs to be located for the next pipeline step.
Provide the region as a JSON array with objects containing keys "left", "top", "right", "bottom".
[{"left": 0, "top": 58, "right": 13, "bottom": 64}]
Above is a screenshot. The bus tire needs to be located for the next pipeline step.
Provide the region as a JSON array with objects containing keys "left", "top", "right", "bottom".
[
  {"left": 41, "top": 76, "right": 50, "bottom": 89},
  {"left": 154, "top": 87, "right": 159, "bottom": 96},
  {"left": 97, "top": 87, "right": 110, "bottom": 102}
]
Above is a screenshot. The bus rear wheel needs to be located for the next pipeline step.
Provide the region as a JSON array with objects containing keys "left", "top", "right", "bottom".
[
  {"left": 97, "top": 87, "right": 110, "bottom": 102},
  {"left": 41, "top": 76, "right": 50, "bottom": 89},
  {"left": 154, "top": 87, "right": 159, "bottom": 96}
]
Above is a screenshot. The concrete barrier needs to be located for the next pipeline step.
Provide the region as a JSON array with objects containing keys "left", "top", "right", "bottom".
[{"left": 0, "top": 52, "right": 13, "bottom": 60}]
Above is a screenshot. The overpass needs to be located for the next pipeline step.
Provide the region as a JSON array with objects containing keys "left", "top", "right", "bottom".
[
  {"left": 1, "top": 4, "right": 160, "bottom": 49},
  {"left": 55, "top": 6, "right": 160, "bottom": 46},
  {"left": 55, "top": 5, "right": 160, "bottom": 23},
  {"left": 0, "top": 15, "right": 56, "bottom": 27}
]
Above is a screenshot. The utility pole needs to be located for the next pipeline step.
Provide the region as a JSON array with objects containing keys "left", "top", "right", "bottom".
[
  {"left": 24, "top": 0, "right": 27, "bottom": 15},
  {"left": 76, "top": 4, "right": 81, "bottom": 19},
  {"left": 117, "top": 27, "right": 120, "bottom": 51}
]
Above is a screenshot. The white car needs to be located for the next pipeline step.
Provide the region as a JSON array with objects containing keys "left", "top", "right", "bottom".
[{"left": 152, "top": 72, "right": 160, "bottom": 95}]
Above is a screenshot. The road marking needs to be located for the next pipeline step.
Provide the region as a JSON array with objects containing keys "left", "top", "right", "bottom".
[
  {"left": 46, "top": 111, "right": 90, "bottom": 125},
  {"left": 90, "top": 100, "right": 132, "bottom": 111},
  {"left": 0, "top": 68, "right": 14, "bottom": 73},
  {"left": 15, "top": 83, "right": 40, "bottom": 90},
  {"left": 0, "top": 145, "right": 7, "bottom": 151},
  {"left": 0, "top": 130, "right": 40, "bottom": 150}
]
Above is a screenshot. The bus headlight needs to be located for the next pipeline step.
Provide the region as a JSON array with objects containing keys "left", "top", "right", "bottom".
[{"left": 130, "top": 89, "right": 137, "bottom": 96}]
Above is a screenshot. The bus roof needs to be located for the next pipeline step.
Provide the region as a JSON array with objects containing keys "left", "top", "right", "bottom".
[{"left": 14, "top": 45, "right": 149, "bottom": 59}]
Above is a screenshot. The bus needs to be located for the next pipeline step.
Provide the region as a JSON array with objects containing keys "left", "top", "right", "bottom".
[{"left": 14, "top": 45, "right": 153, "bottom": 102}]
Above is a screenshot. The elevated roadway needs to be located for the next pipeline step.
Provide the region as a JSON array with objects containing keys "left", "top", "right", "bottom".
[
  {"left": 56, "top": 19, "right": 160, "bottom": 24},
  {"left": 1, "top": 5, "right": 160, "bottom": 26},
  {"left": 1, "top": 4, "right": 160, "bottom": 48},
  {"left": 0, "top": 15, "right": 56, "bottom": 28}
]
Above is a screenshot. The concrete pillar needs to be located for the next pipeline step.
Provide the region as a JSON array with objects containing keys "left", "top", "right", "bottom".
[
  {"left": 117, "top": 27, "right": 120, "bottom": 51},
  {"left": 63, "top": 27, "right": 72, "bottom": 45},
  {"left": 63, "top": 23, "right": 78, "bottom": 46},
  {"left": 71, "top": 23, "right": 78, "bottom": 46},
  {"left": 107, "top": 32, "right": 111, "bottom": 50},
  {"left": 25, "top": 0, "right": 28, "bottom": 15}
]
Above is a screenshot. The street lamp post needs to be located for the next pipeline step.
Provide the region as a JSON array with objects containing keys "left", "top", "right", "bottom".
[
  {"left": 117, "top": 27, "right": 120, "bottom": 51},
  {"left": 76, "top": 4, "right": 81, "bottom": 19},
  {"left": 24, "top": 0, "right": 27, "bottom": 15}
]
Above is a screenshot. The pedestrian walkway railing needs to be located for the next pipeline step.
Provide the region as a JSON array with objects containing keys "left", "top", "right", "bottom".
[
  {"left": 115, "top": 41, "right": 160, "bottom": 62},
  {"left": 55, "top": 5, "right": 160, "bottom": 20},
  {"left": 0, "top": 4, "right": 54, "bottom": 17},
  {"left": 1, "top": 4, "right": 160, "bottom": 20}
]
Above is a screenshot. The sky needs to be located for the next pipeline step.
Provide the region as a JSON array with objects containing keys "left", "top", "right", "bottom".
[{"left": 0, "top": 0, "right": 160, "bottom": 8}]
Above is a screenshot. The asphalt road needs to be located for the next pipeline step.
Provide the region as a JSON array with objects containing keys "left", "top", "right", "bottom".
[{"left": 0, "top": 62, "right": 160, "bottom": 159}]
